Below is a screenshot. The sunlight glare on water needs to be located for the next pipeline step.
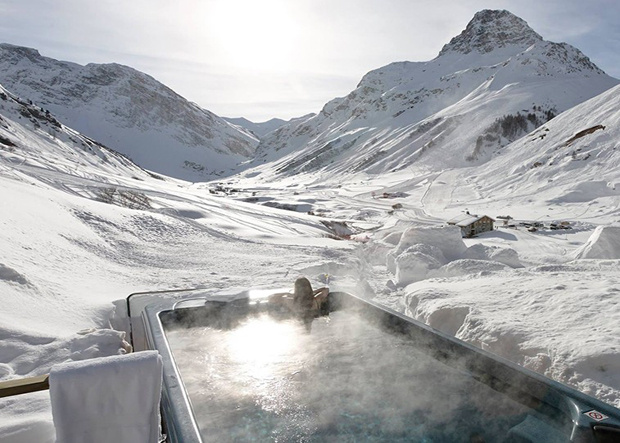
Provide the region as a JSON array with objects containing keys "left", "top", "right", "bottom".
[
  {"left": 167, "top": 310, "right": 537, "bottom": 442},
  {"left": 225, "top": 315, "right": 300, "bottom": 382}
]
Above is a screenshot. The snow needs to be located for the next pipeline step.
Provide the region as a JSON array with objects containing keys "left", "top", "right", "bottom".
[
  {"left": 385, "top": 226, "right": 522, "bottom": 286},
  {"left": 462, "top": 243, "right": 522, "bottom": 268},
  {"left": 447, "top": 213, "right": 486, "bottom": 227},
  {"left": 0, "top": 44, "right": 258, "bottom": 182},
  {"left": 574, "top": 226, "right": 620, "bottom": 259},
  {"left": 3, "top": 104, "right": 619, "bottom": 437},
  {"left": 394, "top": 244, "right": 445, "bottom": 286},
  {"left": 1, "top": 9, "right": 620, "bottom": 441},
  {"left": 246, "top": 16, "right": 618, "bottom": 180}
]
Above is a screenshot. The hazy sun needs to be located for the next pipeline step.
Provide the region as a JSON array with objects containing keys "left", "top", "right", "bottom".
[{"left": 206, "top": 0, "right": 300, "bottom": 72}]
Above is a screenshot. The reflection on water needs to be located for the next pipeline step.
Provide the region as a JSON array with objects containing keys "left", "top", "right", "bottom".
[
  {"left": 166, "top": 311, "right": 535, "bottom": 442},
  {"left": 226, "top": 316, "right": 299, "bottom": 381}
]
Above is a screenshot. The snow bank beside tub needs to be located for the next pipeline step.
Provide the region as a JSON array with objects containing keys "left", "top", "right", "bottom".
[
  {"left": 0, "top": 328, "right": 130, "bottom": 380},
  {"left": 394, "top": 245, "right": 445, "bottom": 286},
  {"left": 0, "top": 328, "right": 131, "bottom": 443},
  {"left": 462, "top": 244, "right": 522, "bottom": 268},
  {"left": 574, "top": 225, "right": 620, "bottom": 259},
  {"left": 429, "top": 259, "right": 509, "bottom": 279},
  {"left": 385, "top": 226, "right": 520, "bottom": 286},
  {"left": 394, "top": 226, "right": 467, "bottom": 261},
  {"left": 401, "top": 260, "right": 620, "bottom": 408}
]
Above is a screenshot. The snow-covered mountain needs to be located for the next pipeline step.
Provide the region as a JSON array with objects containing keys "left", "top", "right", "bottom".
[
  {"left": 466, "top": 82, "right": 620, "bottom": 212},
  {"left": 0, "top": 43, "right": 258, "bottom": 181},
  {"left": 243, "top": 10, "right": 618, "bottom": 180},
  {"left": 393, "top": 82, "right": 620, "bottom": 232},
  {"left": 224, "top": 114, "right": 315, "bottom": 139},
  {"left": 0, "top": 83, "right": 161, "bottom": 184}
]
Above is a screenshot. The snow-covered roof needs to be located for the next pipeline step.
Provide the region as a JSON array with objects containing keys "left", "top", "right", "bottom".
[{"left": 447, "top": 214, "right": 493, "bottom": 227}]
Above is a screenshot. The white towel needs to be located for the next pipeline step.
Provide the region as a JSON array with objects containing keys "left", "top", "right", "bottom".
[{"left": 49, "top": 351, "right": 163, "bottom": 443}]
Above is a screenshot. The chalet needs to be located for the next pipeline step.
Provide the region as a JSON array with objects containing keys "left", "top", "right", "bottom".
[{"left": 447, "top": 214, "right": 495, "bottom": 238}]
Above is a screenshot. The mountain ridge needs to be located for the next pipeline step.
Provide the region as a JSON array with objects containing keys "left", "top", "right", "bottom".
[
  {"left": 0, "top": 43, "right": 258, "bottom": 181},
  {"left": 0, "top": 10, "right": 617, "bottom": 185},
  {"left": 438, "top": 9, "right": 543, "bottom": 56},
  {"left": 224, "top": 113, "right": 315, "bottom": 139},
  {"left": 0, "top": 81, "right": 160, "bottom": 184},
  {"left": 240, "top": 9, "right": 618, "bottom": 181}
]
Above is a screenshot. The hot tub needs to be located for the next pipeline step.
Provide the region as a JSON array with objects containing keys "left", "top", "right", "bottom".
[{"left": 128, "top": 288, "right": 620, "bottom": 442}]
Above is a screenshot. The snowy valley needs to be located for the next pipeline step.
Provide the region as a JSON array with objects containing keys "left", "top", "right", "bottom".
[{"left": 0, "top": 8, "right": 619, "bottom": 442}]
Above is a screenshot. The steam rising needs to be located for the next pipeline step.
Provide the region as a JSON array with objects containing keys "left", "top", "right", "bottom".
[{"left": 167, "top": 311, "right": 536, "bottom": 442}]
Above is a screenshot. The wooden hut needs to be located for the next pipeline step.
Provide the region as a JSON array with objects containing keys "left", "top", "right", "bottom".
[{"left": 447, "top": 214, "right": 494, "bottom": 238}]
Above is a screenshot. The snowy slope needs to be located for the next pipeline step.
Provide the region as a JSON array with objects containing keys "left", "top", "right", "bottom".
[
  {"left": 0, "top": 85, "right": 349, "bottom": 440},
  {"left": 0, "top": 84, "right": 160, "bottom": 183},
  {"left": 410, "top": 83, "right": 620, "bottom": 226},
  {"left": 242, "top": 10, "right": 618, "bottom": 180},
  {"left": 471, "top": 83, "right": 620, "bottom": 214},
  {"left": 0, "top": 44, "right": 258, "bottom": 181},
  {"left": 0, "top": 78, "right": 349, "bottom": 340}
]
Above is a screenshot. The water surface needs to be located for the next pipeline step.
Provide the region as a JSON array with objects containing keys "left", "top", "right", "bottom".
[{"left": 166, "top": 310, "right": 534, "bottom": 442}]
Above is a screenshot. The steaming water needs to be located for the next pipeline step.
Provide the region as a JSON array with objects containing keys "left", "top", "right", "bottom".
[{"left": 166, "top": 311, "right": 536, "bottom": 442}]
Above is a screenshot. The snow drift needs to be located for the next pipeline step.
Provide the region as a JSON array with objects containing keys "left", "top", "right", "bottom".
[
  {"left": 574, "top": 226, "right": 620, "bottom": 259},
  {"left": 385, "top": 226, "right": 521, "bottom": 286}
]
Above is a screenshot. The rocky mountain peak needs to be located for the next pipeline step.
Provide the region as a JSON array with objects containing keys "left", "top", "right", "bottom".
[
  {"left": 0, "top": 43, "right": 44, "bottom": 64},
  {"left": 438, "top": 9, "right": 543, "bottom": 56},
  {"left": 251, "top": 9, "right": 617, "bottom": 179}
]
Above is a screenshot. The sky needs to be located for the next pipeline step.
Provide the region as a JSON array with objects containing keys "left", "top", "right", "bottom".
[{"left": 1, "top": 0, "right": 619, "bottom": 122}]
